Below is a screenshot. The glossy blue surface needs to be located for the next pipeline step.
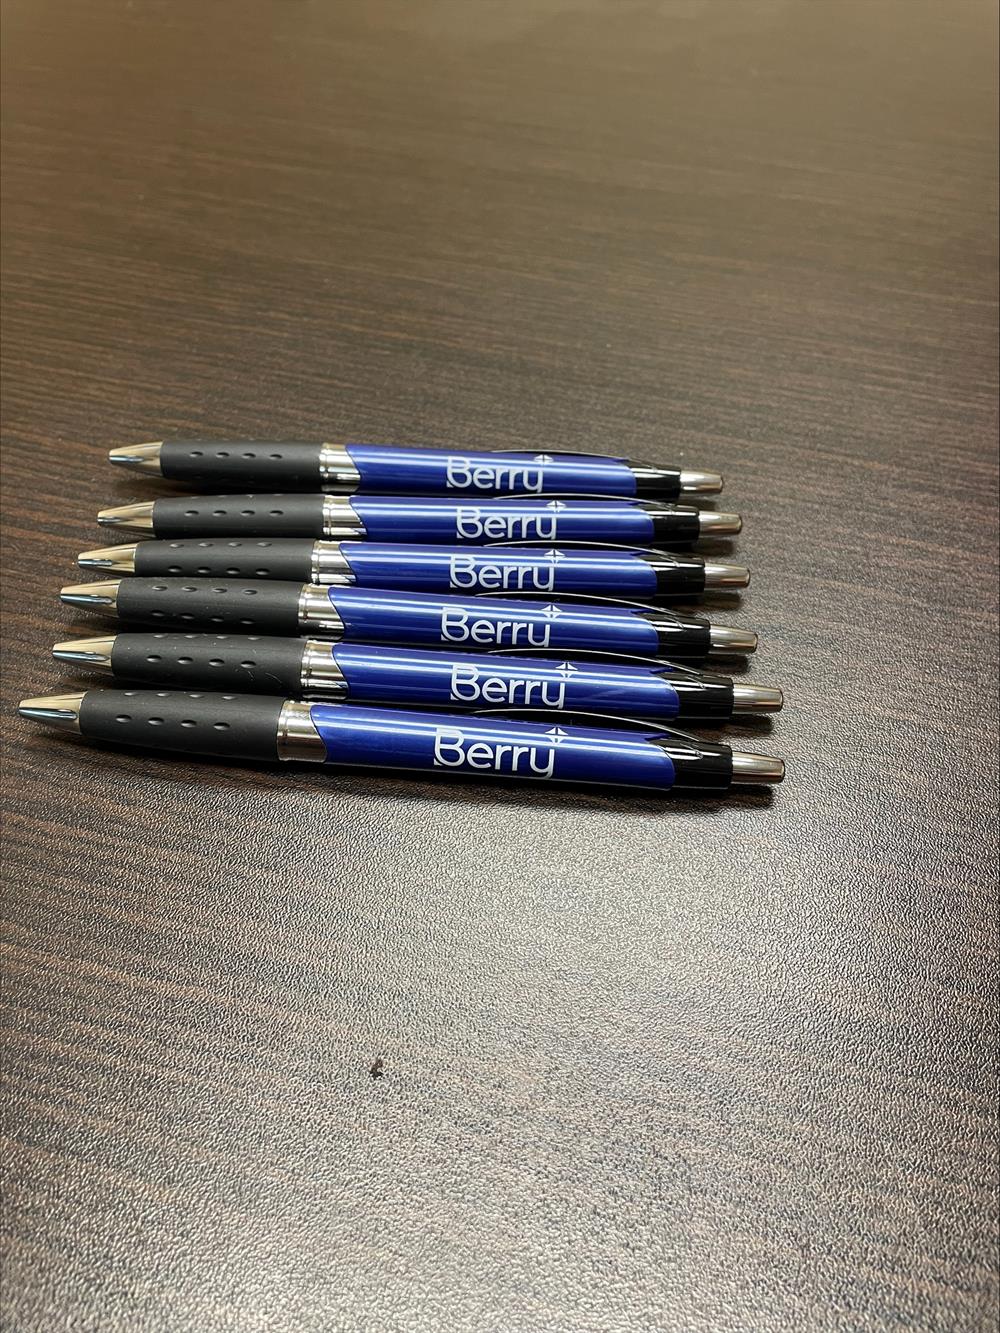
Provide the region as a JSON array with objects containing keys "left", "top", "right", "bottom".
[
  {"left": 325, "top": 586, "right": 662, "bottom": 653},
  {"left": 340, "top": 542, "right": 659, "bottom": 597},
  {"left": 345, "top": 443, "right": 639, "bottom": 496},
  {"left": 328, "top": 643, "right": 681, "bottom": 716},
  {"left": 347, "top": 497, "right": 658, "bottom": 545},
  {"left": 310, "top": 702, "right": 676, "bottom": 789}
]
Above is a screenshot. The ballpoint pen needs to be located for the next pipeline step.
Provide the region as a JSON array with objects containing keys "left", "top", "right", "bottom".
[
  {"left": 77, "top": 540, "right": 749, "bottom": 599},
  {"left": 108, "top": 441, "right": 724, "bottom": 498},
  {"left": 52, "top": 635, "right": 784, "bottom": 721},
  {"left": 19, "top": 690, "right": 784, "bottom": 793},
  {"left": 59, "top": 580, "right": 758, "bottom": 659},
  {"left": 95, "top": 495, "right": 741, "bottom": 546}
]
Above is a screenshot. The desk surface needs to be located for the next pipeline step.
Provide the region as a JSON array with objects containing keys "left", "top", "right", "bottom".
[{"left": 2, "top": 2, "right": 998, "bottom": 1329}]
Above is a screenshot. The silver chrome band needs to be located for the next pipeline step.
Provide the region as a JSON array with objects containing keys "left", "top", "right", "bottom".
[
  {"left": 300, "top": 640, "right": 349, "bottom": 695},
  {"left": 731, "top": 752, "right": 785, "bottom": 784},
  {"left": 297, "top": 585, "right": 346, "bottom": 635},
  {"left": 276, "top": 701, "right": 328, "bottom": 762},
  {"left": 321, "top": 496, "right": 367, "bottom": 539},
  {"left": 703, "top": 561, "right": 751, "bottom": 589},
  {"left": 310, "top": 541, "right": 356, "bottom": 585},
  {"left": 318, "top": 444, "right": 362, "bottom": 492}
]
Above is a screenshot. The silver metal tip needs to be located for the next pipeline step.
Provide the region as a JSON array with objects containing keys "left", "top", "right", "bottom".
[
  {"left": 108, "top": 442, "right": 163, "bottom": 472},
  {"left": 698, "top": 511, "right": 742, "bottom": 536},
  {"left": 52, "top": 637, "right": 116, "bottom": 670},
  {"left": 679, "top": 469, "right": 723, "bottom": 495},
  {"left": 708, "top": 625, "right": 758, "bottom": 655},
  {"left": 730, "top": 753, "right": 785, "bottom": 784},
  {"left": 18, "top": 694, "right": 85, "bottom": 731},
  {"left": 703, "top": 561, "right": 750, "bottom": 589},
  {"left": 97, "top": 502, "right": 155, "bottom": 530},
  {"left": 60, "top": 581, "right": 120, "bottom": 612},
  {"left": 78, "top": 544, "right": 138, "bottom": 572},
  {"left": 731, "top": 684, "right": 784, "bottom": 713}
]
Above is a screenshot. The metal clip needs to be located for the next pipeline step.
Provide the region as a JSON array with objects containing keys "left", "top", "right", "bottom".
[
  {"left": 479, "top": 588, "right": 699, "bottom": 616},
  {"left": 469, "top": 706, "right": 703, "bottom": 740},
  {"left": 486, "top": 645, "right": 702, "bottom": 673}
]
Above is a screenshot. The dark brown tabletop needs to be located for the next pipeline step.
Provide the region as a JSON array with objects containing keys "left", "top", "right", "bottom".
[{"left": 2, "top": 2, "right": 998, "bottom": 1329}]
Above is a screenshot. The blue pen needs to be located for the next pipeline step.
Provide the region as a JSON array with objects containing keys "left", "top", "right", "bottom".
[
  {"left": 78, "top": 539, "right": 750, "bottom": 599},
  {"left": 20, "top": 689, "right": 785, "bottom": 794},
  {"left": 51, "top": 635, "right": 784, "bottom": 721},
  {"left": 108, "top": 440, "right": 724, "bottom": 499},
  {"left": 97, "top": 495, "right": 741, "bottom": 546},
  {"left": 60, "top": 579, "right": 759, "bottom": 660}
]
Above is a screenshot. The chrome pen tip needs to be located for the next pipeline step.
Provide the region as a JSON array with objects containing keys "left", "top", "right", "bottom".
[
  {"left": 731, "top": 684, "right": 784, "bottom": 713},
  {"left": 78, "top": 544, "right": 138, "bottom": 572},
  {"left": 53, "top": 637, "right": 116, "bottom": 670},
  {"left": 18, "top": 694, "right": 85, "bottom": 731},
  {"left": 97, "top": 502, "right": 155, "bottom": 530},
  {"left": 679, "top": 469, "right": 724, "bottom": 495},
  {"left": 60, "top": 581, "right": 120, "bottom": 612},
  {"left": 109, "top": 442, "right": 162, "bottom": 472},
  {"left": 703, "top": 561, "right": 750, "bottom": 589},
  {"left": 708, "top": 625, "right": 758, "bottom": 655},
  {"left": 730, "top": 753, "right": 785, "bottom": 784},
  {"left": 698, "top": 511, "right": 742, "bottom": 536}
]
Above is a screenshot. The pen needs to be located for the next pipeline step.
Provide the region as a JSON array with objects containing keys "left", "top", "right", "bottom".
[
  {"left": 77, "top": 540, "right": 749, "bottom": 599},
  {"left": 52, "top": 635, "right": 784, "bottom": 721},
  {"left": 19, "top": 690, "right": 784, "bottom": 793},
  {"left": 108, "top": 441, "right": 724, "bottom": 499},
  {"left": 95, "top": 495, "right": 741, "bottom": 545},
  {"left": 59, "top": 580, "right": 757, "bottom": 659}
]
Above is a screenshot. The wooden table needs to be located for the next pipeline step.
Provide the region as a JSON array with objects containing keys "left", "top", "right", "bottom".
[{"left": 2, "top": 2, "right": 997, "bottom": 1328}]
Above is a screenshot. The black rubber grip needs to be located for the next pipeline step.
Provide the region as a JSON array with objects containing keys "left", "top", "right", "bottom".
[
  {"left": 641, "top": 552, "right": 706, "bottom": 598},
  {"left": 133, "top": 538, "right": 316, "bottom": 582},
  {"left": 110, "top": 633, "right": 308, "bottom": 694},
  {"left": 644, "top": 610, "right": 712, "bottom": 660},
  {"left": 114, "top": 578, "right": 304, "bottom": 633},
  {"left": 150, "top": 494, "right": 327, "bottom": 538},
  {"left": 159, "top": 441, "right": 323, "bottom": 488},
  {"left": 646, "top": 504, "right": 701, "bottom": 545},
  {"left": 79, "top": 689, "right": 284, "bottom": 761}
]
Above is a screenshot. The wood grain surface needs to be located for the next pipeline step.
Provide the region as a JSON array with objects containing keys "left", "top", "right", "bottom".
[{"left": 2, "top": 2, "right": 998, "bottom": 1330}]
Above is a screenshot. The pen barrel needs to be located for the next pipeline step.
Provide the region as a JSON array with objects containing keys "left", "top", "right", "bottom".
[
  {"left": 78, "top": 689, "right": 285, "bottom": 761},
  {"left": 72, "top": 689, "right": 734, "bottom": 791},
  {"left": 109, "top": 633, "right": 309, "bottom": 694},
  {"left": 338, "top": 544, "right": 705, "bottom": 599},
  {"left": 306, "top": 702, "right": 733, "bottom": 791},
  {"left": 322, "top": 586, "right": 711, "bottom": 658},
  {"left": 132, "top": 538, "right": 318, "bottom": 582},
  {"left": 146, "top": 442, "right": 692, "bottom": 496},
  {"left": 158, "top": 441, "right": 323, "bottom": 488},
  {"left": 149, "top": 494, "right": 328, "bottom": 538},
  {"left": 345, "top": 497, "right": 702, "bottom": 546},
  {"left": 97, "top": 637, "right": 735, "bottom": 719},
  {"left": 341, "top": 443, "right": 666, "bottom": 497},
  {"left": 325, "top": 644, "right": 731, "bottom": 719},
  {"left": 143, "top": 495, "right": 704, "bottom": 543},
  {"left": 124, "top": 541, "right": 707, "bottom": 600},
  {"left": 103, "top": 580, "right": 714, "bottom": 658},
  {"left": 114, "top": 578, "right": 304, "bottom": 633}
]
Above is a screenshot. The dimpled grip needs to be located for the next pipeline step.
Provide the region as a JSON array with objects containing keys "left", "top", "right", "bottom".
[
  {"left": 79, "top": 689, "right": 285, "bottom": 761},
  {"left": 133, "top": 538, "right": 316, "bottom": 582},
  {"left": 158, "top": 441, "right": 322, "bottom": 488},
  {"left": 150, "top": 494, "right": 327, "bottom": 538},
  {"left": 110, "top": 633, "right": 308, "bottom": 694},
  {"left": 114, "top": 578, "right": 304, "bottom": 633}
]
